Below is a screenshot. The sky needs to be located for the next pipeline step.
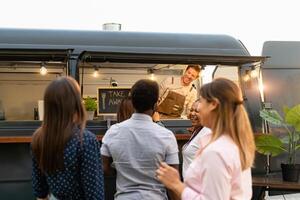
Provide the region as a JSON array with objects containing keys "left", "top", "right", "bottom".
[{"left": 1, "top": 0, "right": 300, "bottom": 55}]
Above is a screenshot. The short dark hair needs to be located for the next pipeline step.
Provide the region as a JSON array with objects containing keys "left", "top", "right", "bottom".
[
  {"left": 131, "top": 79, "right": 159, "bottom": 113},
  {"left": 186, "top": 64, "right": 201, "bottom": 74}
]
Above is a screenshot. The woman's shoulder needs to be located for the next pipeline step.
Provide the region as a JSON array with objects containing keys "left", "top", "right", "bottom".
[
  {"left": 31, "top": 127, "right": 43, "bottom": 146},
  {"left": 203, "top": 135, "right": 239, "bottom": 162},
  {"left": 210, "top": 135, "right": 237, "bottom": 149},
  {"left": 190, "top": 127, "right": 212, "bottom": 144},
  {"left": 83, "top": 129, "right": 96, "bottom": 137},
  {"left": 72, "top": 128, "right": 98, "bottom": 144},
  {"left": 81, "top": 129, "right": 98, "bottom": 142},
  {"left": 201, "top": 127, "right": 212, "bottom": 136},
  {"left": 195, "top": 127, "right": 212, "bottom": 138}
]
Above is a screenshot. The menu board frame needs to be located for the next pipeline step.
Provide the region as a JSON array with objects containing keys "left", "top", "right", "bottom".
[{"left": 97, "top": 87, "right": 131, "bottom": 115}]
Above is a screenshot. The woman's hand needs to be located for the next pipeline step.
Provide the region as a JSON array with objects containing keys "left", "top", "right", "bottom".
[{"left": 156, "top": 162, "right": 185, "bottom": 198}]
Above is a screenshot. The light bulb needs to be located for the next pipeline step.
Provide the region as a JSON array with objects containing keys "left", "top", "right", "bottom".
[
  {"left": 150, "top": 73, "right": 155, "bottom": 80},
  {"left": 93, "top": 68, "right": 99, "bottom": 77},
  {"left": 40, "top": 66, "right": 48, "bottom": 76}
]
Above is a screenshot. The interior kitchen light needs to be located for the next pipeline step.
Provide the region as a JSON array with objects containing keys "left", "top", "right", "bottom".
[
  {"left": 93, "top": 67, "right": 99, "bottom": 78},
  {"left": 40, "top": 63, "right": 48, "bottom": 76},
  {"left": 148, "top": 69, "right": 156, "bottom": 80}
]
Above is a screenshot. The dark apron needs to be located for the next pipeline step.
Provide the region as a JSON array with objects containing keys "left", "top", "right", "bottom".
[{"left": 157, "top": 90, "right": 185, "bottom": 118}]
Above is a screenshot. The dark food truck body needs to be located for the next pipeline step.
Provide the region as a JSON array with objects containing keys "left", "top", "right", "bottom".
[{"left": 0, "top": 28, "right": 266, "bottom": 199}]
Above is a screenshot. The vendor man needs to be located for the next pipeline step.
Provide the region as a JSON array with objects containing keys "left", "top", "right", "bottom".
[{"left": 157, "top": 64, "right": 201, "bottom": 119}]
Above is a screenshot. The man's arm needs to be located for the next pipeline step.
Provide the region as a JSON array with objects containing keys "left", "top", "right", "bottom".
[
  {"left": 101, "top": 155, "right": 116, "bottom": 176},
  {"left": 165, "top": 131, "right": 180, "bottom": 200},
  {"left": 100, "top": 125, "right": 117, "bottom": 176},
  {"left": 167, "top": 164, "right": 180, "bottom": 200},
  {"left": 169, "top": 164, "right": 179, "bottom": 171}
]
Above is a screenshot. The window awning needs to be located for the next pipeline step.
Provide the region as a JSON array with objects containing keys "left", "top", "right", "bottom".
[
  {"left": 0, "top": 49, "right": 69, "bottom": 62},
  {"left": 80, "top": 51, "right": 267, "bottom": 66}
]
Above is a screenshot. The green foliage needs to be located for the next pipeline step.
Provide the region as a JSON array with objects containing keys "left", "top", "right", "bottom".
[
  {"left": 260, "top": 109, "right": 284, "bottom": 126},
  {"left": 285, "top": 105, "right": 300, "bottom": 132},
  {"left": 255, "top": 134, "right": 286, "bottom": 156},
  {"left": 84, "top": 96, "right": 97, "bottom": 111},
  {"left": 257, "top": 104, "right": 300, "bottom": 164}
]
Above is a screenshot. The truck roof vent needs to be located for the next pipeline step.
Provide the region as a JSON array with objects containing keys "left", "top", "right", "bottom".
[{"left": 102, "top": 23, "right": 121, "bottom": 31}]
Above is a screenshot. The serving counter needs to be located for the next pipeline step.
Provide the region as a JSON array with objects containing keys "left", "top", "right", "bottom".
[{"left": 0, "top": 120, "right": 191, "bottom": 200}]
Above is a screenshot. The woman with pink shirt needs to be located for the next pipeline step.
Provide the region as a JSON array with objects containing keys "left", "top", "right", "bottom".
[{"left": 156, "top": 78, "right": 255, "bottom": 200}]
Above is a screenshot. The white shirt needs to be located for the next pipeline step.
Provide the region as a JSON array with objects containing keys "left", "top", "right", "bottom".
[
  {"left": 159, "top": 77, "right": 197, "bottom": 118},
  {"left": 182, "top": 127, "right": 211, "bottom": 178}
]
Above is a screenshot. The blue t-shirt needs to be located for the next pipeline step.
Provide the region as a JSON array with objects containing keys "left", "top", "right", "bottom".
[
  {"left": 31, "top": 128, "right": 104, "bottom": 200},
  {"left": 101, "top": 113, "right": 179, "bottom": 200}
]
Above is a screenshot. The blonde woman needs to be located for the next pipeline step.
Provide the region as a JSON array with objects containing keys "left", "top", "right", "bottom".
[{"left": 156, "top": 78, "right": 255, "bottom": 199}]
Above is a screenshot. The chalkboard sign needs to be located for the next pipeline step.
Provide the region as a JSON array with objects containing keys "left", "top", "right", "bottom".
[{"left": 97, "top": 87, "right": 131, "bottom": 115}]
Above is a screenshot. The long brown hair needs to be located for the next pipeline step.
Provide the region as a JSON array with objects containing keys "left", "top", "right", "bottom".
[
  {"left": 31, "top": 76, "right": 86, "bottom": 173},
  {"left": 117, "top": 97, "right": 134, "bottom": 122},
  {"left": 200, "top": 78, "right": 255, "bottom": 170}
]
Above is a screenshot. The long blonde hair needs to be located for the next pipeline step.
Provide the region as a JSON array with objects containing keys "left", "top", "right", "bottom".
[{"left": 200, "top": 78, "right": 255, "bottom": 170}]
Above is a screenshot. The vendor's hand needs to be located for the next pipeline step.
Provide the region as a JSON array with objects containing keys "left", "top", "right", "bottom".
[{"left": 156, "top": 162, "right": 181, "bottom": 190}]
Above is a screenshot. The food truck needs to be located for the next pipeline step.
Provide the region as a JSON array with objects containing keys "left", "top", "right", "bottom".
[{"left": 0, "top": 28, "right": 266, "bottom": 199}]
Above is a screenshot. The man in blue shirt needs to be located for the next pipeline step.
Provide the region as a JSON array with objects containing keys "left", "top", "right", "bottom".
[{"left": 101, "top": 79, "right": 179, "bottom": 200}]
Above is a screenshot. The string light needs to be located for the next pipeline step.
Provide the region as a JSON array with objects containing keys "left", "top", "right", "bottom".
[
  {"left": 93, "top": 67, "right": 99, "bottom": 78},
  {"left": 40, "top": 62, "right": 47, "bottom": 76},
  {"left": 150, "top": 73, "right": 155, "bottom": 80},
  {"left": 148, "top": 69, "right": 156, "bottom": 80}
]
